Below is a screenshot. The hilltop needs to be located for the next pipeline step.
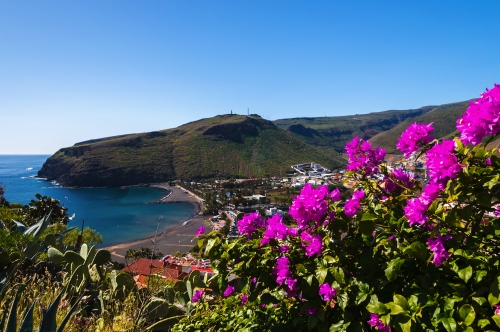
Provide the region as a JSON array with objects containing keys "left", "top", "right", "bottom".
[
  {"left": 39, "top": 99, "right": 472, "bottom": 187},
  {"left": 39, "top": 115, "right": 345, "bottom": 187}
]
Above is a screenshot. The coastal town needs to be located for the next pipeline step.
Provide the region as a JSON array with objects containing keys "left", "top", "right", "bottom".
[{"left": 114, "top": 154, "right": 429, "bottom": 287}]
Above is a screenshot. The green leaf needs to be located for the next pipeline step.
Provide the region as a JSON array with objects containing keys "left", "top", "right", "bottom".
[
  {"left": 458, "top": 266, "right": 473, "bottom": 283},
  {"left": 493, "top": 315, "right": 500, "bottom": 328},
  {"left": 386, "top": 303, "right": 404, "bottom": 315},
  {"left": 393, "top": 294, "right": 410, "bottom": 312},
  {"left": 6, "top": 285, "right": 24, "bottom": 332},
  {"left": 488, "top": 276, "right": 500, "bottom": 306},
  {"left": 361, "top": 211, "right": 378, "bottom": 221},
  {"left": 308, "top": 314, "right": 318, "bottom": 330},
  {"left": 385, "top": 258, "right": 405, "bottom": 282},
  {"left": 19, "top": 302, "right": 35, "bottom": 332},
  {"left": 366, "top": 302, "right": 388, "bottom": 315},
  {"left": 458, "top": 304, "right": 475, "bottom": 326},
  {"left": 316, "top": 268, "right": 328, "bottom": 285},
  {"left": 204, "top": 238, "right": 218, "bottom": 256},
  {"left": 394, "top": 315, "right": 411, "bottom": 332},
  {"left": 477, "top": 318, "right": 490, "bottom": 329},
  {"left": 359, "top": 220, "right": 375, "bottom": 236},
  {"left": 441, "top": 317, "right": 457, "bottom": 332}
]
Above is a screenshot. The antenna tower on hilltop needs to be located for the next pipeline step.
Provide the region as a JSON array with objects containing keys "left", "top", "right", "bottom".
[{"left": 247, "top": 108, "right": 249, "bottom": 116}]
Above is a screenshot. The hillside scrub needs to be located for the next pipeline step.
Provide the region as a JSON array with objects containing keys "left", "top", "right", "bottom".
[{"left": 182, "top": 84, "right": 500, "bottom": 331}]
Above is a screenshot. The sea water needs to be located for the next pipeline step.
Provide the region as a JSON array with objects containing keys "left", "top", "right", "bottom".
[{"left": 0, "top": 155, "right": 194, "bottom": 246}]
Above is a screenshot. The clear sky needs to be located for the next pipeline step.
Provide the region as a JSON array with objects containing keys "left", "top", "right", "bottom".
[{"left": 1, "top": 1, "right": 499, "bottom": 154}]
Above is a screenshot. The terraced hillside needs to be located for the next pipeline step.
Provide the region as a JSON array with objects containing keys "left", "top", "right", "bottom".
[{"left": 39, "top": 115, "right": 346, "bottom": 187}]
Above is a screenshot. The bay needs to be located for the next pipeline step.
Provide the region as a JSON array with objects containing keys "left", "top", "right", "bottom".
[{"left": 0, "top": 155, "right": 195, "bottom": 246}]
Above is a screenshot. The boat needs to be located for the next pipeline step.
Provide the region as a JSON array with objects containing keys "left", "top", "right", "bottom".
[{"left": 26, "top": 167, "right": 33, "bottom": 170}]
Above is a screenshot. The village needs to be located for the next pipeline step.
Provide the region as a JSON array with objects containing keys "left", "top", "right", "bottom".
[{"left": 120, "top": 155, "right": 428, "bottom": 288}]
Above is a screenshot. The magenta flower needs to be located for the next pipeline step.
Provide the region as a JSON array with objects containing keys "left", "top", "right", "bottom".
[
  {"left": 427, "top": 234, "right": 452, "bottom": 266},
  {"left": 241, "top": 295, "right": 249, "bottom": 306},
  {"left": 300, "top": 231, "right": 323, "bottom": 257},
  {"left": 330, "top": 188, "right": 341, "bottom": 201},
  {"left": 287, "top": 227, "right": 299, "bottom": 237},
  {"left": 367, "top": 313, "right": 391, "bottom": 331},
  {"left": 318, "top": 283, "right": 337, "bottom": 302},
  {"left": 384, "top": 168, "right": 414, "bottom": 193},
  {"left": 426, "top": 140, "right": 463, "bottom": 189},
  {"left": 345, "top": 137, "right": 386, "bottom": 175},
  {"left": 238, "top": 212, "right": 265, "bottom": 237},
  {"left": 494, "top": 206, "right": 500, "bottom": 217},
  {"left": 223, "top": 285, "right": 235, "bottom": 297},
  {"left": 261, "top": 214, "right": 289, "bottom": 245},
  {"left": 396, "top": 122, "right": 434, "bottom": 157},
  {"left": 305, "top": 307, "right": 317, "bottom": 315},
  {"left": 289, "top": 184, "right": 329, "bottom": 230},
  {"left": 194, "top": 225, "right": 205, "bottom": 237},
  {"left": 344, "top": 189, "right": 364, "bottom": 217},
  {"left": 403, "top": 197, "right": 429, "bottom": 227},
  {"left": 494, "top": 304, "right": 500, "bottom": 315},
  {"left": 279, "top": 245, "right": 290, "bottom": 253},
  {"left": 457, "top": 84, "right": 500, "bottom": 146},
  {"left": 486, "top": 158, "right": 492, "bottom": 166},
  {"left": 272, "top": 256, "right": 298, "bottom": 297},
  {"left": 192, "top": 290, "right": 204, "bottom": 302},
  {"left": 419, "top": 183, "right": 441, "bottom": 205}
]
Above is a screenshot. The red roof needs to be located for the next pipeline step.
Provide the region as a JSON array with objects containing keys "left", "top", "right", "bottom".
[{"left": 122, "top": 258, "right": 180, "bottom": 279}]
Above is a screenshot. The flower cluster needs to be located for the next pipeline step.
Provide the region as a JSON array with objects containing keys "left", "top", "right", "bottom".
[
  {"left": 457, "top": 84, "right": 500, "bottom": 146},
  {"left": 344, "top": 189, "right": 365, "bottom": 217},
  {"left": 396, "top": 122, "right": 434, "bottom": 157},
  {"left": 272, "top": 256, "right": 298, "bottom": 297},
  {"left": 194, "top": 225, "right": 205, "bottom": 237},
  {"left": 300, "top": 231, "right": 323, "bottom": 257},
  {"left": 426, "top": 140, "right": 463, "bottom": 189},
  {"left": 261, "top": 214, "right": 289, "bottom": 245},
  {"left": 238, "top": 212, "right": 265, "bottom": 237},
  {"left": 383, "top": 168, "right": 414, "bottom": 193},
  {"left": 192, "top": 289, "right": 204, "bottom": 302},
  {"left": 403, "top": 183, "right": 441, "bottom": 227},
  {"left": 318, "top": 283, "right": 337, "bottom": 302},
  {"left": 345, "top": 137, "right": 386, "bottom": 175},
  {"left": 223, "top": 285, "right": 235, "bottom": 297},
  {"left": 288, "top": 184, "right": 329, "bottom": 230},
  {"left": 427, "top": 234, "right": 452, "bottom": 266},
  {"left": 367, "top": 314, "right": 391, "bottom": 331}
]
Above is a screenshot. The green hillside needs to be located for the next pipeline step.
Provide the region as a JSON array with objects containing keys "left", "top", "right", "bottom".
[
  {"left": 273, "top": 106, "right": 435, "bottom": 153},
  {"left": 368, "top": 101, "right": 471, "bottom": 153},
  {"left": 39, "top": 115, "right": 345, "bottom": 187}
]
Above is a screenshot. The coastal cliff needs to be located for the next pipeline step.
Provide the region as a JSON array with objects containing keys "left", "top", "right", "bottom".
[{"left": 39, "top": 115, "right": 345, "bottom": 187}]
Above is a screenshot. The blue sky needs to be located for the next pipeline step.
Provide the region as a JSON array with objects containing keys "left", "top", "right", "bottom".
[{"left": 1, "top": 1, "right": 499, "bottom": 154}]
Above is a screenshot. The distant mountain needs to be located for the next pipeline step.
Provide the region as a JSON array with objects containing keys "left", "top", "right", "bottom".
[
  {"left": 39, "top": 99, "right": 473, "bottom": 187},
  {"left": 39, "top": 115, "right": 345, "bottom": 187},
  {"left": 274, "top": 100, "right": 471, "bottom": 154}
]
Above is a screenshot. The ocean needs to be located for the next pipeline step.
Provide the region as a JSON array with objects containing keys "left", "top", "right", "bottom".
[{"left": 0, "top": 155, "right": 195, "bottom": 246}]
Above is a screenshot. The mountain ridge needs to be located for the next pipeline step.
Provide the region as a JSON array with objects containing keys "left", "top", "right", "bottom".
[{"left": 39, "top": 99, "right": 472, "bottom": 187}]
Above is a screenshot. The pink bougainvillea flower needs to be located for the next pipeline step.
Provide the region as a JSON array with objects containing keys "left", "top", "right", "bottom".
[
  {"left": 344, "top": 189, "right": 364, "bottom": 217},
  {"left": 494, "top": 304, "right": 500, "bottom": 315},
  {"left": 403, "top": 197, "right": 429, "bottom": 227},
  {"left": 345, "top": 137, "right": 386, "bottom": 175},
  {"left": 457, "top": 84, "right": 500, "bottom": 146},
  {"left": 279, "top": 245, "right": 290, "bottom": 253},
  {"left": 426, "top": 140, "right": 463, "bottom": 189},
  {"left": 384, "top": 168, "right": 414, "bottom": 193},
  {"left": 494, "top": 206, "right": 500, "bottom": 217},
  {"left": 272, "top": 256, "right": 298, "bottom": 297},
  {"left": 223, "top": 285, "right": 235, "bottom": 297},
  {"left": 427, "top": 234, "right": 452, "bottom": 266},
  {"left": 396, "top": 122, "right": 435, "bottom": 157},
  {"left": 240, "top": 295, "right": 249, "bottom": 306},
  {"left": 192, "top": 290, "right": 204, "bottom": 302},
  {"left": 194, "top": 225, "right": 205, "bottom": 237},
  {"left": 238, "top": 212, "right": 265, "bottom": 237},
  {"left": 330, "top": 188, "right": 341, "bottom": 201},
  {"left": 318, "top": 283, "right": 337, "bottom": 302},
  {"left": 305, "top": 307, "right": 317, "bottom": 315},
  {"left": 367, "top": 313, "right": 391, "bottom": 331},
  {"left": 289, "top": 184, "right": 329, "bottom": 230},
  {"left": 261, "top": 214, "right": 289, "bottom": 245},
  {"left": 486, "top": 158, "right": 492, "bottom": 166},
  {"left": 300, "top": 231, "right": 323, "bottom": 257}
]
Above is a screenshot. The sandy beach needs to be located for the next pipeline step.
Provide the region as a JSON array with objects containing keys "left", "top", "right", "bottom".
[{"left": 103, "top": 184, "right": 210, "bottom": 263}]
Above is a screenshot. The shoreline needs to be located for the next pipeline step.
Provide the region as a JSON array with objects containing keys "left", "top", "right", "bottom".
[{"left": 103, "top": 184, "right": 208, "bottom": 263}]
